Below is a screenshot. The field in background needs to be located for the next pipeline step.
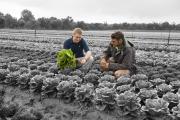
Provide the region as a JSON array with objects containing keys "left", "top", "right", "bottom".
[
  {"left": 0, "top": 29, "right": 180, "bottom": 45},
  {"left": 0, "top": 29, "right": 180, "bottom": 120}
]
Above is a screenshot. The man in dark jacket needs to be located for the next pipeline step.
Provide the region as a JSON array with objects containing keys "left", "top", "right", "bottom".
[{"left": 100, "top": 31, "right": 137, "bottom": 77}]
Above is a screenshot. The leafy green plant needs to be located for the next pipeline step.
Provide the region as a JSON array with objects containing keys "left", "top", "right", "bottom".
[
  {"left": 75, "top": 83, "right": 94, "bottom": 106},
  {"left": 56, "top": 80, "right": 78, "bottom": 103},
  {"left": 170, "top": 80, "right": 180, "bottom": 91},
  {"left": 150, "top": 78, "right": 165, "bottom": 86},
  {"left": 29, "top": 70, "right": 41, "bottom": 76},
  {"left": 88, "top": 69, "right": 102, "bottom": 77},
  {"left": 142, "top": 98, "right": 170, "bottom": 120},
  {"left": 138, "top": 89, "right": 158, "bottom": 100},
  {"left": 115, "top": 91, "right": 141, "bottom": 117},
  {"left": 41, "top": 77, "right": 60, "bottom": 98},
  {"left": 5, "top": 72, "right": 20, "bottom": 86},
  {"left": 98, "top": 81, "right": 115, "bottom": 88},
  {"left": 0, "top": 69, "right": 9, "bottom": 83},
  {"left": 67, "top": 75, "right": 82, "bottom": 84},
  {"left": 94, "top": 87, "right": 116, "bottom": 111},
  {"left": 116, "top": 76, "right": 132, "bottom": 86},
  {"left": 84, "top": 73, "right": 99, "bottom": 85},
  {"left": 163, "top": 92, "right": 179, "bottom": 110},
  {"left": 8, "top": 63, "right": 20, "bottom": 72},
  {"left": 16, "top": 59, "right": 29, "bottom": 68},
  {"left": 37, "top": 64, "right": 49, "bottom": 72},
  {"left": 172, "top": 103, "right": 180, "bottom": 119},
  {"left": 18, "top": 73, "right": 32, "bottom": 89},
  {"left": 98, "top": 75, "right": 115, "bottom": 83},
  {"left": 131, "top": 74, "right": 148, "bottom": 86},
  {"left": 116, "top": 84, "right": 131, "bottom": 94},
  {"left": 56, "top": 49, "right": 76, "bottom": 70},
  {"left": 29, "top": 64, "right": 37, "bottom": 70},
  {"left": 156, "top": 83, "right": 172, "bottom": 97},
  {"left": 29, "top": 75, "right": 46, "bottom": 93},
  {"left": 70, "top": 69, "right": 84, "bottom": 78},
  {"left": 135, "top": 80, "right": 153, "bottom": 90},
  {"left": 48, "top": 65, "right": 59, "bottom": 74}
]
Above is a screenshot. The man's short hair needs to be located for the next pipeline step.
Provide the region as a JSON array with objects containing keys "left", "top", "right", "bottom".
[
  {"left": 111, "top": 31, "right": 125, "bottom": 41},
  {"left": 72, "top": 28, "right": 83, "bottom": 35}
]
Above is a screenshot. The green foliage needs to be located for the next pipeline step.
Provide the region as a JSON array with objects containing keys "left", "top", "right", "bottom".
[
  {"left": 75, "top": 83, "right": 94, "bottom": 106},
  {"left": 41, "top": 77, "right": 60, "bottom": 98},
  {"left": 56, "top": 49, "right": 76, "bottom": 70},
  {"left": 56, "top": 80, "right": 78, "bottom": 103},
  {"left": 94, "top": 87, "right": 116, "bottom": 111},
  {"left": 172, "top": 103, "right": 180, "bottom": 119},
  {"left": 142, "top": 98, "right": 170, "bottom": 117},
  {"left": 115, "top": 91, "right": 141, "bottom": 117}
]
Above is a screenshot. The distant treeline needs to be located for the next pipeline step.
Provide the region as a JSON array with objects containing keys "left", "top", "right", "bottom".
[{"left": 0, "top": 9, "right": 180, "bottom": 30}]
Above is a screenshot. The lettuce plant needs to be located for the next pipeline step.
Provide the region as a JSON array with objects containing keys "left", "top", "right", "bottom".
[
  {"left": 94, "top": 87, "right": 116, "bottom": 111},
  {"left": 138, "top": 89, "right": 158, "bottom": 100},
  {"left": 5, "top": 71, "right": 20, "bottom": 86},
  {"left": 170, "top": 80, "right": 180, "bottom": 91},
  {"left": 135, "top": 80, "right": 153, "bottom": 90},
  {"left": 29, "top": 75, "right": 46, "bottom": 93},
  {"left": 0, "top": 69, "right": 9, "bottom": 83},
  {"left": 116, "top": 76, "right": 132, "bottom": 86},
  {"left": 172, "top": 103, "right": 180, "bottom": 119},
  {"left": 98, "top": 75, "right": 115, "bottom": 83},
  {"left": 56, "top": 49, "right": 76, "bottom": 70},
  {"left": 115, "top": 91, "right": 141, "bottom": 117},
  {"left": 84, "top": 73, "right": 99, "bottom": 85},
  {"left": 56, "top": 80, "right": 78, "bottom": 103},
  {"left": 98, "top": 81, "right": 115, "bottom": 88},
  {"left": 41, "top": 77, "right": 60, "bottom": 98},
  {"left": 156, "top": 83, "right": 172, "bottom": 97},
  {"left": 150, "top": 78, "right": 165, "bottom": 86},
  {"left": 75, "top": 83, "right": 94, "bottom": 106},
  {"left": 142, "top": 98, "right": 170, "bottom": 117},
  {"left": 116, "top": 84, "right": 131, "bottom": 94},
  {"left": 18, "top": 73, "right": 32, "bottom": 89}
]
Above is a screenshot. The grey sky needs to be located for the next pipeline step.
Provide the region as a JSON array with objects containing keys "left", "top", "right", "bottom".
[{"left": 0, "top": 0, "right": 180, "bottom": 24}]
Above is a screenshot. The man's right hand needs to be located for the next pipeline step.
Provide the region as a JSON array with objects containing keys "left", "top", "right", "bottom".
[{"left": 100, "top": 58, "right": 109, "bottom": 71}]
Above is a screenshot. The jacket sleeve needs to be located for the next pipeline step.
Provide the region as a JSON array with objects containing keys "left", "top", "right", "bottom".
[
  {"left": 82, "top": 39, "right": 90, "bottom": 52},
  {"left": 103, "top": 45, "right": 112, "bottom": 60},
  {"left": 108, "top": 48, "right": 134, "bottom": 71},
  {"left": 63, "top": 40, "right": 69, "bottom": 49}
]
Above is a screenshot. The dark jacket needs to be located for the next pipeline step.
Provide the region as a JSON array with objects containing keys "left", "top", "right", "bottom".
[{"left": 104, "top": 40, "right": 137, "bottom": 75}]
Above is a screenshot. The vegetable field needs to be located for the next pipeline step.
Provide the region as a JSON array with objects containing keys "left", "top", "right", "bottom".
[{"left": 0, "top": 29, "right": 180, "bottom": 120}]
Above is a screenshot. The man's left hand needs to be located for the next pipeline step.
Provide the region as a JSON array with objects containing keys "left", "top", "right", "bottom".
[
  {"left": 100, "top": 62, "right": 109, "bottom": 71},
  {"left": 80, "top": 58, "right": 87, "bottom": 64}
]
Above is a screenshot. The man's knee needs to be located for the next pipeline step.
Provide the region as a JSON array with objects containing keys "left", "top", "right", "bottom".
[{"left": 114, "top": 69, "right": 130, "bottom": 78}]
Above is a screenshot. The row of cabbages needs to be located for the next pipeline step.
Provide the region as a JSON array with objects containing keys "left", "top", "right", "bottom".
[
  {"left": 1, "top": 64, "right": 180, "bottom": 119},
  {"left": 1, "top": 57, "right": 180, "bottom": 119}
]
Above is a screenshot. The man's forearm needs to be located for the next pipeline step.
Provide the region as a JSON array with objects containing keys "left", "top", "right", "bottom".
[
  {"left": 84, "top": 51, "right": 92, "bottom": 60},
  {"left": 108, "top": 63, "right": 128, "bottom": 71}
]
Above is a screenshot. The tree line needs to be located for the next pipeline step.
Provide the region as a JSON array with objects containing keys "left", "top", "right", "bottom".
[{"left": 0, "top": 9, "right": 180, "bottom": 30}]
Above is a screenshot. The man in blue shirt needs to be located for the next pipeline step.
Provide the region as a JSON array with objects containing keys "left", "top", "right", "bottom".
[{"left": 63, "top": 28, "right": 93, "bottom": 72}]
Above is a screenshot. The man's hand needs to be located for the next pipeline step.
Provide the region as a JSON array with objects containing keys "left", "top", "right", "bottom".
[
  {"left": 114, "top": 70, "right": 130, "bottom": 78},
  {"left": 79, "top": 58, "right": 87, "bottom": 64},
  {"left": 100, "top": 58, "right": 109, "bottom": 71}
]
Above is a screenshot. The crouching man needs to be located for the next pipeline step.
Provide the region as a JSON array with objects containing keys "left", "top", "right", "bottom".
[
  {"left": 100, "top": 31, "right": 137, "bottom": 78},
  {"left": 63, "top": 28, "right": 93, "bottom": 73}
]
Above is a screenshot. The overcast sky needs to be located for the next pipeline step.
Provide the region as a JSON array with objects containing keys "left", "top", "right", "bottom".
[{"left": 0, "top": 0, "right": 180, "bottom": 24}]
